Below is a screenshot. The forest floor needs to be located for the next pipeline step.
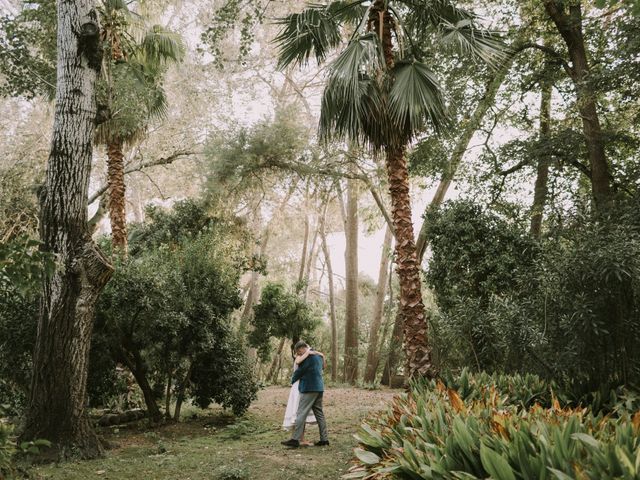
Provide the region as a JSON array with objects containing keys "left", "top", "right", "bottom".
[{"left": 29, "top": 386, "right": 399, "bottom": 480}]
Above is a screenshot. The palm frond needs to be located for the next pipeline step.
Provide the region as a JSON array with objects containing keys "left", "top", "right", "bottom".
[
  {"left": 320, "top": 75, "right": 386, "bottom": 148},
  {"left": 388, "top": 60, "right": 448, "bottom": 137},
  {"left": 326, "top": 33, "right": 386, "bottom": 100},
  {"left": 102, "top": 0, "right": 130, "bottom": 15},
  {"left": 439, "top": 20, "right": 510, "bottom": 69},
  {"left": 402, "top": 0, "right": 474, "bottom": 28},
  {"left": 274, "top": 4, "right": 344, "bottom": 69},
  {"left": 324, "top": 0, "right": 368, "bottom": 27},
  {"left": 139, "top": 25, "right": 186, "bottom": 67}
]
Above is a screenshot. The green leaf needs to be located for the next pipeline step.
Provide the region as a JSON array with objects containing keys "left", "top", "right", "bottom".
[
  {"left": 480, "top": 443, "right": 516, "bottom": 480},
  {"left": 354, "top": 448, "right": 381, "bottom": 465},
  {"left": 570, "top": 433, "right": 600, "bottom": 448},
  {"left": 548, "top": 468, "right": 574, "bottom": 480},
  {"left": 388, "top": 60, "right": 448, "bottom": 137},
  {"left": 274, "top": 4, "right": 344, "bottom": 69}
]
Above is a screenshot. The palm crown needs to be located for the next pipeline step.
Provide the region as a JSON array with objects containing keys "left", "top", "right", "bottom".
[
  {"left": 95, "top": 0, "right": 185, "bottom": 146},
  {"left": 275, "top": 0, "right": 507, "bottom": 151}
]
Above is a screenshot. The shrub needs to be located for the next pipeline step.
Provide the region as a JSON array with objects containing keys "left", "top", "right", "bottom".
[{"left": 346, "top": 373, "right": 640, "bottom": 480}]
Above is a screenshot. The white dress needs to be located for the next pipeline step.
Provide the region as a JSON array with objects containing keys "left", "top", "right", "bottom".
[{"left": 282, "top": 364, "right": 317, "bottom": 429}]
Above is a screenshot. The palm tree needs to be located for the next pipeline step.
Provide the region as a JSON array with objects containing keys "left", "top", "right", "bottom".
[
  {"left": 96, "top": 0, "right": 184, "bottom": 252},
  {"left": 275, "top": 0, "right": 506, "bottom": 379}
]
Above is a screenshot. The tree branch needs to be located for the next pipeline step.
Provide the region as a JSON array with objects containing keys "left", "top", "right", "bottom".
[{"left": 88, "top": 150, "right": 197, "bottom": 204}]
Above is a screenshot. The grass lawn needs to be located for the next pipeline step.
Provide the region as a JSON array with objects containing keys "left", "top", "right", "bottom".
[{"left": 29, "top": 386, "right": 398, "bottom": 480}]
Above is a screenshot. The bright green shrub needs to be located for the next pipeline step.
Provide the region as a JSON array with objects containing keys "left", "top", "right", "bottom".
[{"left": 347, "top": 374, "right": 640, "bottom": 479}]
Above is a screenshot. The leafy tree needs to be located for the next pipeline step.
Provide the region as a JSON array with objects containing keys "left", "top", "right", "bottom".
[
  {"left": 274, "top": 0, "right": 507, "bottom": 379},
  {"left": 96, "top": 199, "right": 259, "bottom": 419},
  {"left": 249, "top": 282, "right": 320, "bottom": 361},
  {"left": 19, "top": 0, "right": 112, "bottom": 458}
]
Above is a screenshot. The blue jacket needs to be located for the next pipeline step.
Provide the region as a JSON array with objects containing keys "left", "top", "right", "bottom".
[{"left": 291, "top": 354, "right": 324, "bottom": 393}]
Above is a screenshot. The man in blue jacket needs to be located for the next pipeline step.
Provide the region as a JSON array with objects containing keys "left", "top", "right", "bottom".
[{"left": 281, "top": 340, "right": 329, "bottom": 448}]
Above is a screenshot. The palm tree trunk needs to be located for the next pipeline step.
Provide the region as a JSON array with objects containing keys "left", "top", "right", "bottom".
[
  {"left": 363, "top": 225, "right": 392, "bottom": 383},
  {"left": 343, "top": 177, "right": 359, "bottom": 384},
  {"left": 530, "top": 76, "right": 553, "bottom": 237},
  {"left": 20, "top": 3, "right": 113, "bottom": 460},
  {"left": 542, "top": 1, "right": 611, "bottom": 208},
  {"left": 370, "top": 0, "right": 433, "bottom": 380},
  {"left": 107, "top": 138, "right": 128, "bottom": 252},
  {"left": 385, "top": 144, "right": 434, "bottom": 379}
]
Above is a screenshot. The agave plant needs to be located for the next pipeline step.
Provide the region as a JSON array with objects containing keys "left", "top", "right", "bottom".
[
  {"left": 274, "top": 0, "right": 507, "bottom": 379},
  {"left": 348, "top": 372, "right": 640, "bottom": 479},
  {"left": 96, "top": 0, "right": 185, "bottom": 253}
]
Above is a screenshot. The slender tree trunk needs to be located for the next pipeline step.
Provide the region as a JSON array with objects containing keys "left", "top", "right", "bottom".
[
  {"left": 381, "top": 308, "right": 404, "bottom": 386},
  {"left": 267, "top": 337, "right": 286, "bottom": 383},
  {"left": 530, "top": 76, "right": 553, "bottom": 237},
  {"left": 542, "top": 1, "right": 611, "bottom": 208},
  {"left": 415, "top": 56, "right": 515, "bottom": 262},
  {"left": 343, "top": 177, "right": 359, "bottom": 384},
  {"left": 320, "top": 205, "right": 339, "bottom": 382},
  {"left": 117, "top": 345, "right": 162, "bottom": 422},
  {"left": 173, "top": 361, "right": 194, "bottom": 421},
  {"left": 164, "top": 372, "right": 172, "bottom": 419},
  {"left": 107, "top": 138, "right": 128, "bottom": 252},
  {"left": 21, "top": 1, "right": 113, "bottom": 459},
  {"left": 363, "top": 226, "right": 393, "bottom": 383}
]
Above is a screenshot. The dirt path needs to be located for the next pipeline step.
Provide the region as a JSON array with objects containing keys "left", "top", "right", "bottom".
[{"left": 31, "top": 386, "right": 399, "bottom": 480}]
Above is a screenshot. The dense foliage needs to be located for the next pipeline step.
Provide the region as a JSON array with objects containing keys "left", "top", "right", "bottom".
[
  {"left": 426, "top": 200, "right": 640, "bottom": 394},
  {"left": 95, "top": 199, "right": 260, "bottom": 417},
  {"left": 347, "top": 371, "right": 640, "bottom": 480},
  {"left": 248, "top": 282, "right": 320, "bottom": 361}
]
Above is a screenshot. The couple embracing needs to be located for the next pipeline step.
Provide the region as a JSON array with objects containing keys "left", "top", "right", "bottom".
[{"left": 281, "top": 340, "right": 329, "bottom": 448}]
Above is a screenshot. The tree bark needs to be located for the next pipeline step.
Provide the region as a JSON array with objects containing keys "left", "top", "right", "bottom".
[
  {"left": 530, "top": 76, "right": 553, "bottom": 237},
  {"left": 117, "top": 344, "right": 162, "bottom": 422},
  {"left": 20, "top": 1, "right": 113, "bottom": 459},
  {"left": 542, "top": 1, "right": 611, "bottom": 208},
  {"left": 173, "top": 361, "right": 194, "bottom": 421},
  {"left": 319, "top": 204, "right": 339, "bottom": 382},
  {"left": 381, "top": 308, "right": 404, "bottom": 386},
  {"left": 415, "top": 56, "right": 515, "bottom": 262},
  {"left": 343, "top": 176, "right": 359, "bottom": 384},
  {"left": 107, "top": 138, "right": 128, "bottom": 252},
  {"left": 363, "top": 226, "right": 392, "bottom": 383},
  {"left": 267, "top": 337, "right": 286, "bottom": 383},
  {"left": 384, "top": 144, "right": 434, "bottom": 379}
]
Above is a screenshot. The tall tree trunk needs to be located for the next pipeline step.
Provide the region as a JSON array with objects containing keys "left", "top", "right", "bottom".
[
  {"left": 107, "top": 138, "right": 128, "bottom": 252},
  {"left": 363, "top": 226, "right": 393, "bottom": 383},
  {"left": 542, "top": 1, "right": 611, "bottom": 208},
  {"left": 369, "top": 1, "right": 433, "bottom": 380},
  {"left": 530, "top": 75, "right": 553, "bottom": 237},
  {"left": 319, "top": 204, "right": 339, "bottom": 382},
  {"left": 381, "top": 308, "right": 404, "bottom": 386},
  {"left": 20, "top": 2, "right": 113, "bottom": 459},
  {"left": 343, "top": 177, "right": 359, "bottom": 384},
  {"left": 415, "top": 56, "right": 515, "bottom": 262},
  {"left": 385, "top": 144, "right": 434, "bottom": 379}
]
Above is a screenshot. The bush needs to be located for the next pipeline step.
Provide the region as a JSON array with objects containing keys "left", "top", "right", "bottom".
[
  {"left": 425, "top": 200, "right": 640, "bottom": 394},
  {"left": 347, "top": 373, "right": 640, "bottom": 480}
]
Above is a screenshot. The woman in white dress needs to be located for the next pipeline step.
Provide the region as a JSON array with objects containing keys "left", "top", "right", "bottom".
[{"left": 282, "top": 346, "right": 326, "bottom": 446}]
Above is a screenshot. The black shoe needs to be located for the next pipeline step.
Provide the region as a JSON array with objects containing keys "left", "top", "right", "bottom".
[
  {"left": 281, "top": 439, "right": 300, "bottom": 448},
  {"left": 314, "top": 440, "right": 330, "bottom": 446}
]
